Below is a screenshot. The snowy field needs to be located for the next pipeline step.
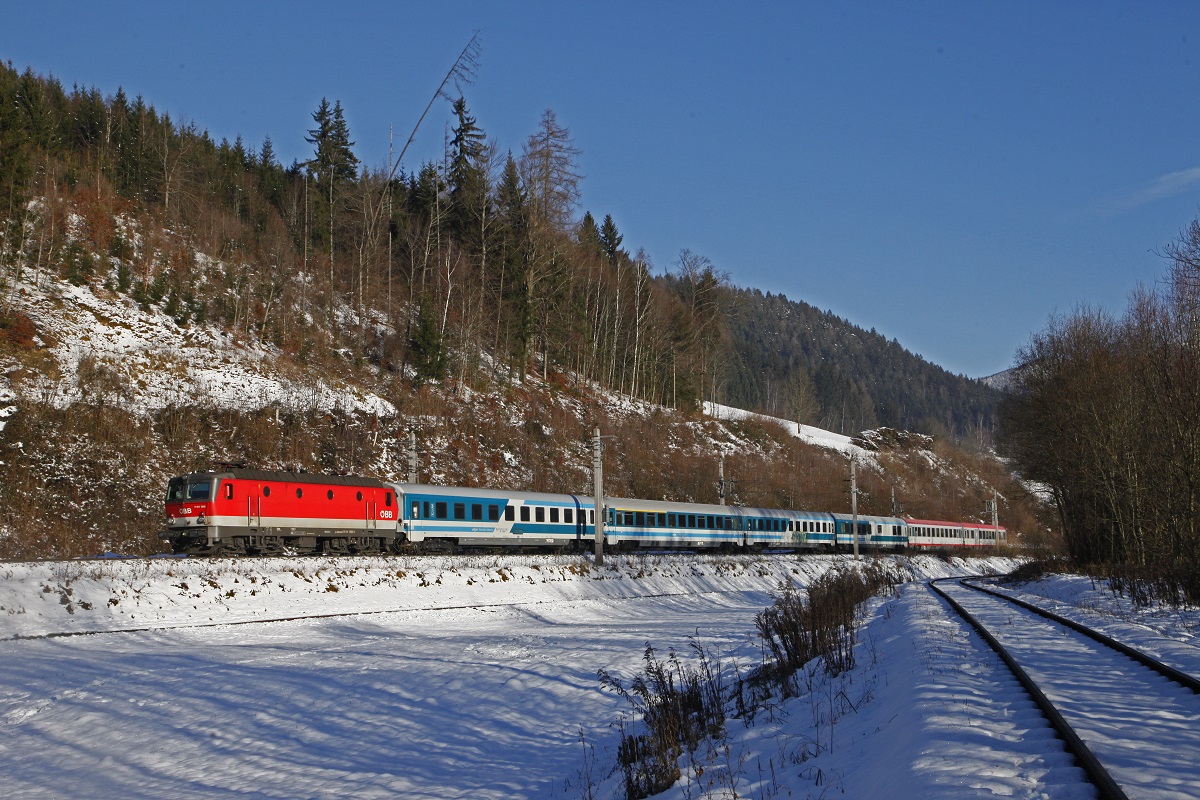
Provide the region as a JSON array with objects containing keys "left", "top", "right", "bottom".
[{"left": 2, "top": 553, "right": 1196, "bottom": 799}]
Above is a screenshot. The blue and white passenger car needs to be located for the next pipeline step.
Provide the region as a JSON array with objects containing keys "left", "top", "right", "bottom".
[{"left": 392, "top": 484, "right": 596, "bottom": 548}]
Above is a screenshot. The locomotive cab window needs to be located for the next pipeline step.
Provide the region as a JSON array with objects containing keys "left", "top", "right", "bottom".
[
  {"left": 187, "top": 482, "right": 211, "bottom": 501},
  {"left": 225, "top": 483, "right": 233, "bottom": 500},
  {"left": 327, "top": 490, "right": 334, "bottom": 500},
  {"left": 385, "top": 492, "right": 393, "bottom": 507},
  {"left": 296, "top": 488, "right": 303, "bottom": 499},
  {"left": 263, "top": 486, "right": 271, "bottom": 497},
  {"left": 356, "top": 491, "right": 363, "bottom": 501}
]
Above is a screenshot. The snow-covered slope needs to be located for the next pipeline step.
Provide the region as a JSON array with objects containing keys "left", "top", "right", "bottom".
[{"left": 6, "top": 272, "right": 393, "bottom": 418}]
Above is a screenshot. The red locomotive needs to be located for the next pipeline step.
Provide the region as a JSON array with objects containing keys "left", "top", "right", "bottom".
[{"left": 162, "top": 469, "right": 399, "bottom": 555}]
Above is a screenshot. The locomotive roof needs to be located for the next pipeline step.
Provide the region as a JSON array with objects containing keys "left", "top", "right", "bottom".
[{"left": 208, "top": 469, "right": 389, "bottom": 488}]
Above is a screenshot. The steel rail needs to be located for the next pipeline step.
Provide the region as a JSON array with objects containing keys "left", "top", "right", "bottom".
[
  {"left": 929, "top": 577, "right": 1130, "bottom": 800},
  {"left": 963, "top": 578, "right": 1200, "bottom": 694}
]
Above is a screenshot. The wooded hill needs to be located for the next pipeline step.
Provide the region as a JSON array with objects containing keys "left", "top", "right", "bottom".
[
  {"left": 721, "top": 288, "right": 999, "bottom": 446},
  {"left": 0, "top": 59, "right": 998, "bottom": 436},
  {"left": 0, "top": 60, "right": 1031, "bottom": 558}
]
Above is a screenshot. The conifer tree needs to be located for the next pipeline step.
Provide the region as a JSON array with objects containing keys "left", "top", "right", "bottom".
[
  {"left": 305, "top": 98, "right": 359, "bottom": 308},
  {"left": 448, "top": 96, "right": 487, "bottom": 240},
  {"left": 599, "top": 214, "right": 623, "bottom": 263},
  {"left": 578, "top": 212, "right": 602, "bottom": 258}
]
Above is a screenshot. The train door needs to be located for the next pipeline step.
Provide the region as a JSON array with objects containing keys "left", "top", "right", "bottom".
[
  {"left": 570, "top": 495, "right": 584, "bottom": 546},
  {"left": 248, "top": 483, "right": 263, "bottom": 529}
]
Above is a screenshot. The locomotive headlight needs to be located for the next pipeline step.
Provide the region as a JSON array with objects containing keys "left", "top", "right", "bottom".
[
  {"left": 197, "top": 512, "right": 206, "bottom": 525},
  {"left": 168, "top": 515, "right": 176, "bottom": 526}
]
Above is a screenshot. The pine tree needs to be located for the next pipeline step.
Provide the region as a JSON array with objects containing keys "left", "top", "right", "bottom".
[
  {"left": 495, "top": 153, "right": 530, "bottom": 367},
  {"left": 578, "top": 212, "right": 602, "bottom": 258},
  {"left": 409, "top": 302, "right": 447, "bottom": 384},
  {"left": 305, "top": 98, "right": 359, "bottom": 308},
  {"left": 448, "top": 96, "right": 492, "bottom": 252},
  {"left": 599, "top": 214, "right": 623, "bottom": 263}
]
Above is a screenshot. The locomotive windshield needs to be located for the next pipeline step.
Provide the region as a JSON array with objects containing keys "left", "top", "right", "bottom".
[{"left": 166, "top": 477, "right": 213, "bottom": 502}]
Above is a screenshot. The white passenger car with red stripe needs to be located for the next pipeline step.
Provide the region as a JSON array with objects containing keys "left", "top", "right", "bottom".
[{"left": 904, "top": 517, "right": 1006, "bottom": 548}]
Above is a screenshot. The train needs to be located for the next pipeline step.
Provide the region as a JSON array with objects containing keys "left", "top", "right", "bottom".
[{"left": 161, "top": 467, "right": 1007, "bottom": 556}]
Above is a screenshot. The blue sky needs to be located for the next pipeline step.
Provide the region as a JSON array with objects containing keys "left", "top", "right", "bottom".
[{"left": 6, "top": 2, "right": 1200, "bottom": 377}]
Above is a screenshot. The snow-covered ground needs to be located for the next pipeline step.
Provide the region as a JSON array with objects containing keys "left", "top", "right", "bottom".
[{"left": 2, "top": 554, "right": 1195, "bottom": 799}]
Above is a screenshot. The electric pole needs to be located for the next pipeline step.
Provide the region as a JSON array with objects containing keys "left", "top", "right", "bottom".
[
  {"left": 850, "top": 458, "right": 860, "bottom": 560},
  {"left": 593, "top": 427, "right": 606, "bottom": 566},
  {"left": 408, "top": 430, "right": 418, "bottom": 484}
]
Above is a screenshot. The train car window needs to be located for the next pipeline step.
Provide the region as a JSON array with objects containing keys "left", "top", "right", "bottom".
[
  {"left": 687, "top": 514, "right": 697, "bottom": 528},
  {"left": 471, "top": 504, "right": 483, "bottom": 521},
  {"left": 667, "top": 513, "right": 676, "bottom": 527},
  {"left": 589, "top": 510, "right": 595, "bottom": 524},
  {"left": 520, "top": 506, "right": 530, "bottom": 522},
  {"left": 549, "top": 508, "right": 559, "bottom": 523},
  {"left": 564, "top": 509, "right": 573, "bottom": 524},
  {"left": 705, "top": 515, "right": 713, "bottom": 530},
  {"left": 385, "top": 493, "right": 392, "bottom": 507},
  {"left": 535, "top": 507, "right": 545, "bottom": 523},
  {"left": 423, "top": 502, "right": 432, "bottom": 518},
  {"left": 489, "top": 505, "right": 501, "bottom": 522},
  {"left": 435, "top": 501, "right": 447, "bottom": 519},
  {"left": 356, "top": 491, "right": 363, "bottom": 501},
  {"left": 635, "top": 511, "right": 645, "bottom": 527},
  {"left": 454, "top": 503, "right": 466, "bottom": 520},
  {"left": 327, "top": 490, "right": 334, "bottom": 500},
  {"left": 225, "top": 483, "right": 234, "bottom": 500},
  {"left": 296, "top": 488, "right": 303, "bottom": 499},
  {"left": 263, "top": 486, "right": 271, "bottom": 497},
  {"left": 505, "top": 506, "right": 515, "bottom": 522},
  {"left": 412, "top": 502, "right": 420, "bottom": 519}
]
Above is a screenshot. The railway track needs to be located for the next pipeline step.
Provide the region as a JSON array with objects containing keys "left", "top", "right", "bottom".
[{"left": 931, "top": 577, "right": 1200, "bottom": 800}]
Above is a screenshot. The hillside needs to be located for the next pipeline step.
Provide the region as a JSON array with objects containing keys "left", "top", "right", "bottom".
[
  {"left": 0, "top": 265, "right": 1045, "bottom": 559},
  {"left": 719, "top": 287, "right": 1002, "bottom": 446},
  {"left": 0, "top": 62, "right": 1046, "bottom": 558}
]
